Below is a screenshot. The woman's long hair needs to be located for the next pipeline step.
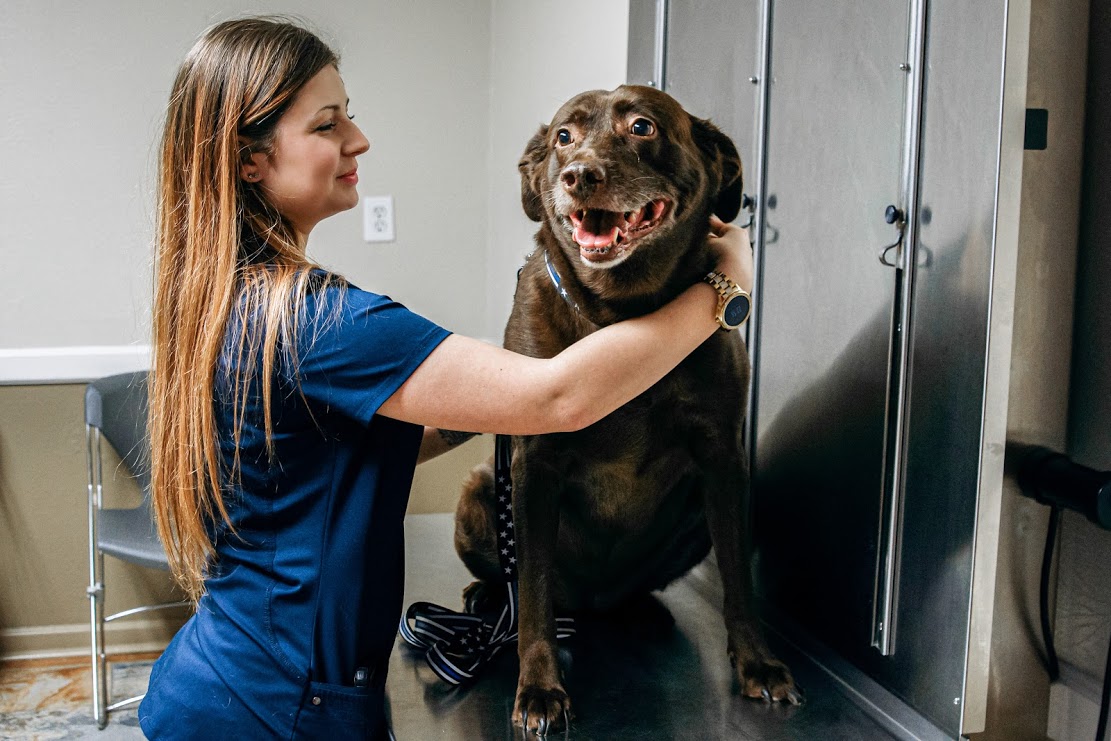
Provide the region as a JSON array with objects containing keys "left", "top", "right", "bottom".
[{"left": 150, "top": 17, "right": 339, "bottom": 602}]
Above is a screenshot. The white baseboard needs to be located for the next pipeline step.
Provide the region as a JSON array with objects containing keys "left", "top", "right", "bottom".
[
  {"left": 0, "top": 339, "right": 502, "bottom": 386},
  {"left": 0, "top": 346, "right": 151, "bottom": 386},
  {"left": 0, "top": 613, "right": 188, "bottom": 661}
]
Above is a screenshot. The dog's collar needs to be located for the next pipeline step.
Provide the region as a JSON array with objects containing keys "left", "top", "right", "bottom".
[{"left": 544, "top": 249, "right": 581, "bottom": 313}]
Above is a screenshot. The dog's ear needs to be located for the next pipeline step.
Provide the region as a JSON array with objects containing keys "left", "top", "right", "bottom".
[
  {"left": 518, "top": 124, "right": 550, "bottom": 222},
  {"left": 690, "top": 116, "right": 743, "bottom": 223}
]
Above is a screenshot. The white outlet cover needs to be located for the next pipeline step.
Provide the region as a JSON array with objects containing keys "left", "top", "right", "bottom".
[{"left": 363, "top": 195, "right": 395, "bottom": 242}]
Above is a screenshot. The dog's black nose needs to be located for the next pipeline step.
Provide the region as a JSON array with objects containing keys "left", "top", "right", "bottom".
[{"left": 560, "top": 161, "right": 605, "bottom": 195}]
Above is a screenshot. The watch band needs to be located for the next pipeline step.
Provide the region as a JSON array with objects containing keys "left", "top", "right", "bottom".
[
  {"left": 704, "top": 271, "right": 739, "bottom": 296},
  {"left": 703, "top": 270, "right": 751, "bottom": 330}
]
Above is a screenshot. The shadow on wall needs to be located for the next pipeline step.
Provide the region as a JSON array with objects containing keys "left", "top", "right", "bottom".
[{"left": 754, "top": 220, "right": 994, "bottom": 702}]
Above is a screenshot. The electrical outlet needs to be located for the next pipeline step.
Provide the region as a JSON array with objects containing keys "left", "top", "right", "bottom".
[{"left": 363, "top": 195, "right": 395, "bottom": 242}]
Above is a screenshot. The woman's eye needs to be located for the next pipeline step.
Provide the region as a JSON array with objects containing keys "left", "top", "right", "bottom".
[
  {"left": 556, "top": 129, "right": 572, "bottom": 145},
  {"left": 630, "top": 118, "right": 655, "bottom": 137},
  {"left": 315, "top": 122, "right": 337, "bottom": 132}
]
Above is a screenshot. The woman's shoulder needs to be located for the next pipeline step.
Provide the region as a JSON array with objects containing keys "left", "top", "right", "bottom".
[
  {"left": 299, "top": 270, "right": 444, "bottom": 348},
  {"left": 289, "top": 271, "right": 450, "bottom": 402},
  {"left": 303, "top": 270, "right": 395, "bottom": 316}
]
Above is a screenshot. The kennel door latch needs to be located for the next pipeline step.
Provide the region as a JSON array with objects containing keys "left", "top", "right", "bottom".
[
  {"left": 878, "top": 204, "right": 905, "bottom": 268},
  {"left": 739, "top": 193, "right": 756, "bottom": 229}
]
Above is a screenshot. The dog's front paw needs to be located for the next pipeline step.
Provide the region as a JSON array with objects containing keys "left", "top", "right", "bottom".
[
  {"left": 462, "top": 580, "right": 500, "bottom": 614},
  {"left": 735, "top": 654, "right": 803, "bottom": 705},
  {"left": 513, "top": 685, "right": 572, "bottom": 736}
]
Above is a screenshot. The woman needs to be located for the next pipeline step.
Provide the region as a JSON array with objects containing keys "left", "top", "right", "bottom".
[{"left": 138, "top": 16, "right": 753, "bottom": 740}]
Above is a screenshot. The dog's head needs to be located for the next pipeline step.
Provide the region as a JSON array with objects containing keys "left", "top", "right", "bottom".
[{"left": 519, "top": 85, "right": 742, "bottom": 271}]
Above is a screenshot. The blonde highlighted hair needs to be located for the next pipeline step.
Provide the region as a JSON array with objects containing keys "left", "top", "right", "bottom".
[{"left": 150, "top": 17, "right": 340, "bottom": 602}]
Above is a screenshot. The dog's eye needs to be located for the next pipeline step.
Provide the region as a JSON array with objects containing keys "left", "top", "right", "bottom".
[
  {"left": 630, "top": 118, "right": 655, "bottom": 137},
  {"left": 556, "top": 129, "right": 573, "bottom": 146}
]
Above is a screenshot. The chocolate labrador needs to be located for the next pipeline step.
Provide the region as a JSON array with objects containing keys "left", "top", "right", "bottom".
[{"left": 454, "top": 85, "right": 799, "bottom": 734}]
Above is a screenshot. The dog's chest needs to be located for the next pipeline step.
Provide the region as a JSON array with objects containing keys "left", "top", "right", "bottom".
[
  {"left": 566, "top": 446, "right": 699, "bottom": 525},
  {"left": 554, "top": 384, "right": 708, "bottom": 518}
]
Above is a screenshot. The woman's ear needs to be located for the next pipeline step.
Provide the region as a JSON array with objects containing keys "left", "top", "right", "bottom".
[
  {"left": 239, "top": 143, "right": 269, "bottom": 183},
  {"left": 240, "top": 152, "right": 267, "bottom": 183}
]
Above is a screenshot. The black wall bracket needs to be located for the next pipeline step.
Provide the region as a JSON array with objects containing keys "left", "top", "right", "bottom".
[
  {"left": 1025, "top": 108, "right": 1049, "bottom": 151},
  {"left": 1008, "top": 443, "right": 1111, "bottom": 529}
]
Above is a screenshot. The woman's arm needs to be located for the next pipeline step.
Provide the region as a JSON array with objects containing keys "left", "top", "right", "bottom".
[
  {"left": 416, "top": 427, "right": 479, "bottom": 464},
  {"left": 379, "top": 217, "right": 752, "bottom": 436}
]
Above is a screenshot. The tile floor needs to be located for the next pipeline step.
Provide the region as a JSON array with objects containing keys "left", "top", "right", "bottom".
[{"left": 0, "top": 653, "right": 155, "bottom": 740}]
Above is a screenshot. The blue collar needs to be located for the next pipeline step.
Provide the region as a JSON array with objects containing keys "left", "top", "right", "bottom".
[{"left": 544, "top": 250, "right": 581, "bottom": 313}]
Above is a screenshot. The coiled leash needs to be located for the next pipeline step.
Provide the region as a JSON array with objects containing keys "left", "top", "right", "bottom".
[{"left": 399, "top": 434, "right": 575, "bottom": 685}]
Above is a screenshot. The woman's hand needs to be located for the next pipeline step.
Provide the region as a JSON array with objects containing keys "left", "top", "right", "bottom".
[{"left": 706, "top": 215, "right": 754, "bottom": 293}]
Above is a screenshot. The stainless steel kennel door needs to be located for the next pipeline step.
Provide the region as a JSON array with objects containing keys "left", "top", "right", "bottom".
[
  {"left": 653, "top": 0, "right": 762, "bottom": 177},
  {"left": 754, "top": 0, "right": 1020, "bottom": 733},
  {"left": 630, "top": 0, "right": 1026, "bottom": 737},
  {"left": 752, "top": 0, "right": 911, "bottom": 662}
]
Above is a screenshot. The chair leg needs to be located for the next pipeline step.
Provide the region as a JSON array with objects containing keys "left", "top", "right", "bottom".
[
  {"left": 86, "top": 424, "right": 109, "bottom": 729},
  {"left": 88, "top": 576, "right": 108, "bottom": 729}
]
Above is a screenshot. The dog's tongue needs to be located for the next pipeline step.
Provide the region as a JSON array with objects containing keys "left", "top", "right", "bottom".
[{"left": 573, "top": 209, "right": 624, "bottom": 248}]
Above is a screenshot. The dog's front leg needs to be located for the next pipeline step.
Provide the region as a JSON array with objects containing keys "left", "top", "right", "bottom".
[
  {"left": 701, "top": 444, "right": 802, "bottom": 705},
  {"left": 511, "top": 442, "right": 570, "bottom": 735}
]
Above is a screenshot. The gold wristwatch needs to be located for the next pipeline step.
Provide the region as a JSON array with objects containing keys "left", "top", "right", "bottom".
[{"left": 703, "top": 271, "right": 751, "bottom": 330}]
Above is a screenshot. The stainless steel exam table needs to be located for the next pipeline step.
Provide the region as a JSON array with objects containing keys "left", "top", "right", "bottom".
[{"left": 386, "top": 514, "right": 933, "bottom": 741}]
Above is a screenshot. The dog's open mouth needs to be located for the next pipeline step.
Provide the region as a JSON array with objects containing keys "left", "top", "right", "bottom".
[{"left": 568, "top": 198, "right": 671, "bottom": 263}]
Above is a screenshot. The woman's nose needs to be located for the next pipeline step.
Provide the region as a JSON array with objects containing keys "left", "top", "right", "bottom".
[{"left": 347, "top": 122, "right": 370, "bottom": 156}]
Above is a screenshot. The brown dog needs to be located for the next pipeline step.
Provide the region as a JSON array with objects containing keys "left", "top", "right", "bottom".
[{"left": 454, "top": 85, "right": 799, "bottom": 734}]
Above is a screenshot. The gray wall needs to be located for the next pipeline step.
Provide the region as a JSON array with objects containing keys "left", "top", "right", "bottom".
[
  {"left": 1045, "top": 0, "right": 1111, "bottom": 735},
  {"left": 484, "top": 1, "right": 629, "bottom": 338},
  {"left": 1070, "top": 0, "right": 1111, "bottom": 471},
  {"left": 0, "top": 0, "right": 628, "bottom": 357},
  {"left": 0, "top": 0, "right": 492, "bottom": 348},
  {"left": 1056, "top": 0, "right": 1111, "bottom": 675}
]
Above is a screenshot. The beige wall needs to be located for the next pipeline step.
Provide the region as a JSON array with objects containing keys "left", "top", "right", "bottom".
[
  {"left": 0, "top": 384, "right": 186, "bottom": 657},
  {"left": 970, "top": 0, "right": 1090, "bottom": 737},
  {"left": 0, "top": 383, "right": 491, "bottom": 658},
  {"left": 0, "top": 0, "right": 492, "bottom": 658},
  {"left": 410, "top": 435, "right": 494, "bottom": 516},
  {"left": 0, "top": 0, "right": 624, "bottom": 658}
]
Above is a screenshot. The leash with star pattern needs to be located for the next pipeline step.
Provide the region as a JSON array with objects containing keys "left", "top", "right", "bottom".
[{"left": 399, "top": 435, "right": 575, "bottom": 685}]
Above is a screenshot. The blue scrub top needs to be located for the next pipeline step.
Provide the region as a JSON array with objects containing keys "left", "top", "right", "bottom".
[{"left": 139, "top": 277, "right": 450, "bottom": 739}]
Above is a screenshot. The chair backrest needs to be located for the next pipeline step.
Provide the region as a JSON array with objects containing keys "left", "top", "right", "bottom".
[{"left": 85, "top": 371, "right": 150, "bottom": 493}]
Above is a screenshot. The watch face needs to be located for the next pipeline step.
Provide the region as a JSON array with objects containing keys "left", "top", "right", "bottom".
[{"left": 724, "top": 294, "right": 751, "bottom": 328}]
